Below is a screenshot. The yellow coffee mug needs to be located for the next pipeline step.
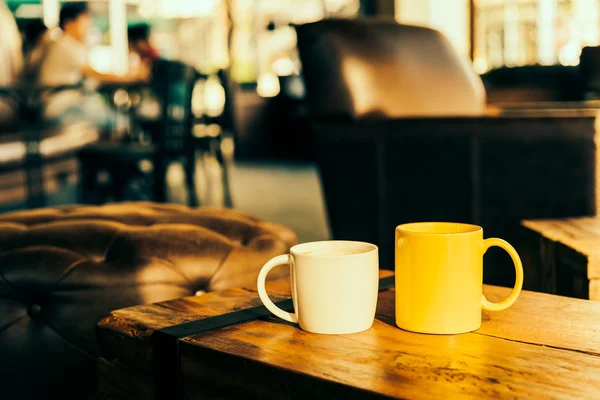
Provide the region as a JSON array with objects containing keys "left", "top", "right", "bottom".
[{"left": 395, "top": 222, "right": 523, "bottom": 334}]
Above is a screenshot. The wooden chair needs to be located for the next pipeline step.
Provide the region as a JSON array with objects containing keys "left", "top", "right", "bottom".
[
  {"left": 79, "top": 60, "right": 199, "bottom": 206},
  {"left": 193, "top": 69, "right": 234, "bottom": 207}
]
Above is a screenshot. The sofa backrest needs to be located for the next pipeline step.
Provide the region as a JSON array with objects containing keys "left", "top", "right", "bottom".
[
  {"left": 482, "top": 65, "right": 584, "bottom": 104},
  {"left": 296, "top": 18, "right": 486, "bottom": 119}
]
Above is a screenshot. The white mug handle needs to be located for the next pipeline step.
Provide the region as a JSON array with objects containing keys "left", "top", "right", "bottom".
[{"left": 257, "top": 254, "right": 298, "bottom": 323}]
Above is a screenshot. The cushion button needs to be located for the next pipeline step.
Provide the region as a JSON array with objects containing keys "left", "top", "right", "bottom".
[{"left": 28, "top": 304, "right": 42, "bottom": 318}]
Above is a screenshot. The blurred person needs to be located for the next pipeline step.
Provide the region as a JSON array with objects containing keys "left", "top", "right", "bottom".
[
  {"left": 41, "top": 3, "right": 148, "bottom": 87},
  {"left": 39, "top": 2, "right": 149, "bottom": 129},
  {"left": 128, "top": 24, "right": 160, "bottom": 65},
  {"left": 21, "top": 20, "right": 53, "bottom": 82},
  {"left": 127, "top": 24, "right": 164, "bottom": 122}
]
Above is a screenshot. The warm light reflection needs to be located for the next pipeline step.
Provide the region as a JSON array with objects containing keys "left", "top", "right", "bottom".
[
  {"left": 266, "top": 26, "right": 298, "bottom": 55},
  {"left": 503, "top": 3, "right": 520, "bottom": 67},
  {"left": 558, "top": 41, "right": 582, "bottom": 66},
  {"left": 135, "top": 0, "right": 357, "bottom": 84},
  {"left": 158, "top": 0, "right": 219, "bottom": 18},
  {"left": 340, "top": 57, "right": 375, "bottom": 114},
  {"left": 137, "top": 0, "right": 155, "bottom": 18},
  {"left": 537, "top": 0, "right": 557, "bottom": 65},
  {"left": 576, "top": 0, "right": 600, "bottom": 45},
  {"left": 272, "top": 57, "right": 295, "bottom": 76},
  {"left": 42, "top": 0, "right": 59, "bottom": 28},
  {"left": 287, "top": 0, "right": 325, "bottom": 24},
  {"left": 191, "top": 76, "right": 226, "bottom": 118},
  {"left": 395, "top": 0, "right": 469, "bottom": 56},
  {"left": 472, "top": 57, "right": 489, "bottom": 74},
  {"left": 204, "top": 75, "right": 226, "bottom": 117},
  {"left": 257, "top": 72, "right": 280, "bottom": 98},
  {"left": 475, "top": 0, "right": 600, "bottom": 70},
  {"left": 210, "top": 1, "right": 230, "bottom": 70},
  {"left": 89, "top": 46, "right": 114, "bottom": 74},
  {"left": 109, "top": 0, "right": 129, "bottom": 75}
]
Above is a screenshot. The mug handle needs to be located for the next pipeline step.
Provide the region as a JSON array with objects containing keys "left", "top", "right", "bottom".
[
  {"left": 481, "top": 238, "right": 524, "bottom": 312},
  {"left": 257, "top": 254, "right": 298, "bottom": 323}
]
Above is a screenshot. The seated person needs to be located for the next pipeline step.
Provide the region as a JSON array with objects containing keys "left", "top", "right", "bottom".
[
  {"left": 128, "top": 23, "right": 160, "bottom": 66},
  {"left": 39, "top": 2, "right": 149, "bottom": 130},
  {"left": 21, "top": 20, "right": 53, "bottom": 82},
  {"left": 127, "top": 23, "right": 162, "bottom": 121}
]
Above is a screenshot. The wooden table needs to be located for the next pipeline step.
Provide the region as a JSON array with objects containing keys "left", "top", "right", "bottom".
[
  {"left": 97, "top": 270, "right": 600, "bottom": 399},
  {"left": 522, "top": 217, "right": 600, "bottom": 301}
]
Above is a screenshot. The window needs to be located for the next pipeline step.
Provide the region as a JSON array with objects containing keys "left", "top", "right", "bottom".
[{"left": 474, "top": 0, "right": 600, "bottom": 73}]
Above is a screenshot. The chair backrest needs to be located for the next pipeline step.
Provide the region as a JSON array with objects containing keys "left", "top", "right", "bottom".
[
  {"left": 295, "top": 18, "right": 486, "bottom": 119},
  {"left": 216, "top": 68, "right": 237, "bottom": 133},
  {"left": 151, "top": 60, "right": 197, "bottom": 153}
]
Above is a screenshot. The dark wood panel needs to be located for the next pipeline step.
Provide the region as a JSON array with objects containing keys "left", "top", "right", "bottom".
[
  {"left": 313, "top": 113, "right": 598, "bottom": 286},
  {"left": 180, "top": 287, "right": 600, "bottom": 399}
]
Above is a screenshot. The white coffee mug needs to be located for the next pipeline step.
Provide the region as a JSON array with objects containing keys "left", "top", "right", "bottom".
[{"left": 257, "top": 240, "right": 379, "bottom": 334}]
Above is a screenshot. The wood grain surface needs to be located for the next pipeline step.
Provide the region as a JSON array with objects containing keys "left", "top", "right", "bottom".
[
  {"left": 522, "top": 217, "right": 600, "bottom": 276},
  {"left": 523, "top": 217, "right": 600, "bottom": 301},
  {"left": 97, "top": 270, "right": 600, "bottom": 399}
]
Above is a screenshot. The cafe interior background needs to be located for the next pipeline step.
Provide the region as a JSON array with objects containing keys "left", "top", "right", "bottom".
[
  {"left": 2, "top": 0, "right": 599, "bottom": 240},
  {"left": 2, "top": 0, "right": 600, "bottom": 397}
]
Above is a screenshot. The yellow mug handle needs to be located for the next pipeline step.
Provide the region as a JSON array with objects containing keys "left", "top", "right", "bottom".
[{"left": 481, "top": 238, "right": 523, "bottom": 312}]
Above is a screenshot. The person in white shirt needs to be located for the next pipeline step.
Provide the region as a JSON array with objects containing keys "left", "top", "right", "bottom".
[{"left": 39, "top": 3, "right": 148, "bottom": 129}]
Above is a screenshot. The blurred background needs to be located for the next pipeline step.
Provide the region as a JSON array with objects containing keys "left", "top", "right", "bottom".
[{"left": 2, "top": 0, "right": 600, "bottom": 242}]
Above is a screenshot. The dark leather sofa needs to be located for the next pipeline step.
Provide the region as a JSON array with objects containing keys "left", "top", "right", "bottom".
[
  {"left": 296, "top": 19, "right": 598, "bottom": 289},
  {"left": 481, "top": 65, "right": 584, "bottom": 105},
  {"left": 0, "top": 202, "right": 296, "bottom": 399}
]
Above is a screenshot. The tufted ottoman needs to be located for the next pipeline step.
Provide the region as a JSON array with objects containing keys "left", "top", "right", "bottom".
[{"left": 0, "top": 202, "right": 297, "bottom": 399}]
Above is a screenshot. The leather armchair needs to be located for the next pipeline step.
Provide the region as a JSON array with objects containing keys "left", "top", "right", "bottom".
[
  {"left": 296, "top": 19, "right": 598, "bottom": 288},
  {"left": 0, "top": 202, "right": 297, "bottom": 399},
  {"left": 296, "top": 19, "right": 486, "bottom": 119}
]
